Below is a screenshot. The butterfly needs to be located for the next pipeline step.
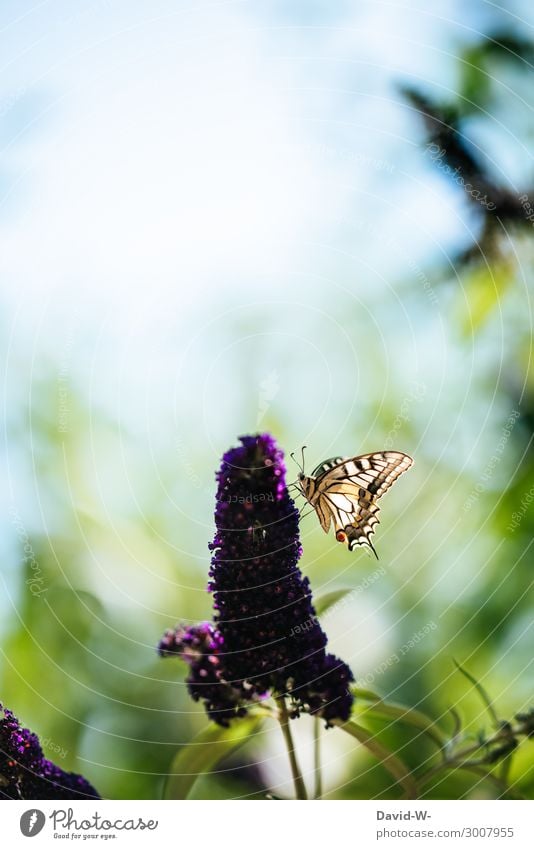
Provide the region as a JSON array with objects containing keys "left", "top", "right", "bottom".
[{"left": 293, "top": 450, "right": 413, "bottom": 558}]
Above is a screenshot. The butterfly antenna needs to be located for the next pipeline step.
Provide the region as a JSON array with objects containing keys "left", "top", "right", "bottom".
[
  {"left": 301, "top": 445, "right": 307, "bottom": 474},
  {"left": 290, "top": 450, "right": 305, "bottom": 474}
]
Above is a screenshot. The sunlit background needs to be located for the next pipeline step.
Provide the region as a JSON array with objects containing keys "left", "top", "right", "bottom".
[{"left": 1, "top": 0, "right": 533, "bottom": 799}]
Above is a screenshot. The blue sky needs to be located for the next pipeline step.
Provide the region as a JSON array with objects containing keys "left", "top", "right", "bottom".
[{"left": 0, "top": 0, "right": 479, "bottom": 299}]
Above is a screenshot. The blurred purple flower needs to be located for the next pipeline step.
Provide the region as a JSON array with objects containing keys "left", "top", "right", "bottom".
[{"left": 0, "top": 704, "right": 100, "bottom": 799}]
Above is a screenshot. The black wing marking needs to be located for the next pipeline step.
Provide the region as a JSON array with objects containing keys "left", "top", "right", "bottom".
[
  {"left": 320, "top": 488, "right": 381, "bottom": 557},
  {"left": 319, "top": 452, "right": 413, "bottom": 499},
  {"left": 308, "top": 451, "right": 413, "bottom": 556},
  {"left": 310, "top": 456, "right": 346, "bottom": 477}
]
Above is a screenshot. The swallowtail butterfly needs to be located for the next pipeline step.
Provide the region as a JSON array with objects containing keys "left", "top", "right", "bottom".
[{"left": 294, "top": 450, "right": 413, "bottom": 558}]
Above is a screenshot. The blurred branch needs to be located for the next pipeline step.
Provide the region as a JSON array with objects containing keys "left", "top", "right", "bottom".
[
  {"left": 402, "top": 86, "right": 531, "bottom": 216},
  {"left": 346, "top": 681, "right": 534, "bottom": 799},
  {"left": 401, "top": 79, "right": 534, "bottom": 265},
  {"left": 418, "top": 711, "right": 533, "bottom": 796}
]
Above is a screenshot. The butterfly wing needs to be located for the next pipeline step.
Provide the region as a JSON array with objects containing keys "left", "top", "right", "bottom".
[
  {"left": 310, "top": 456, "right": 346, "bottom": 477},
  {"left": 311, "top": 451, "right": 413, "bottom": 555},
  {"left": 318, "top": 451, "right": 413, "bottom": 496},
  {"left": 314, "top": 487, "right": 381, "bottom": 556}
]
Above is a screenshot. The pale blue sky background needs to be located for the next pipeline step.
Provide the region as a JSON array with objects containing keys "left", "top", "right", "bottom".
[{"left": 1, "top": 0, "right": 533, "bottom": 614}]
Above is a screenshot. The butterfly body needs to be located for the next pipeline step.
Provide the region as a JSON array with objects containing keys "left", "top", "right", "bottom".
[{"left": 296, "top": 451, "right": 413, "bottom": 557}]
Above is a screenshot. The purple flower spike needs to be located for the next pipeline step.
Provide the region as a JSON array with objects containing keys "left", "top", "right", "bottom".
[
  {"left": 158, "top": 623, "right": 248, "bottom": 726},
  {"left": 160, "top": 433, "right": 354, "bottom": 726},
  {"left": 0, "top": 704, "right": 100, "bottom": 799}
]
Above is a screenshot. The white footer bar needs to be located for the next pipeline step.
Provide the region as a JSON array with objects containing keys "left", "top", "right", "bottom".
[{"left": 3, "top": 799, "right": 532, "bottom": 848}]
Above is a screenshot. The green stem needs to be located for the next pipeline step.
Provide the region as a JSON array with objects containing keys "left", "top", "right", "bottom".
[
  {"left": 276, "top": 696, "right": 308, "bottom": 800},
  {"left": 314, "top": 716, "right": 323, "bottom": 799},
  {"left": 499, "top": 751, "right": 514, "bottom": 784},
  {"left": 452, "top": 660, "right": 500, "bottom": 727}
]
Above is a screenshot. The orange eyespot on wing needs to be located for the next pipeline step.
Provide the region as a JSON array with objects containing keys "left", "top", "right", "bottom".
[{"left": 336, "top": 530, "right": 347, "bottom": 544}]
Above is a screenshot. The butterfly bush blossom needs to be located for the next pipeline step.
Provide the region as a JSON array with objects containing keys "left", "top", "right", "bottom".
[
  {"left": 159, "top": 434, "right": 354, "bottom": 726},
  {"left": 0, "top": 704, "right": 100, "bottom": 799}
]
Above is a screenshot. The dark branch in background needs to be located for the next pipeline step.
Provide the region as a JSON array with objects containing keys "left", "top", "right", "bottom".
[
  {"left": 400, "top": 35, "right": 534, "bottom": 440},
  {"left": 400, "top": 85, "right": 534, "bottom": 264},
  {"left": 400, "top": 27, "right": 534, "bottom": 265}
]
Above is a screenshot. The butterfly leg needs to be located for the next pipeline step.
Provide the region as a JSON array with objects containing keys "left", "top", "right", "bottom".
[
  {"left": 298, "top": 507, "right": 316, "bottom": 521},
  {"left": 367, "top": 540, "right": 379, "bottom": 560}
]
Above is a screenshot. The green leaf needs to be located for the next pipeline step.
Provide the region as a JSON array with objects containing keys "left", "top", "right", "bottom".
[
  {"left": 351, "top": 687, "right": 447, "bottom": 749},
  {"left": 351, "top": 686, "right": 384, "bottom": 701},
  {"left": 314, "top": 588, "right": 353, "bottom": 617},
  {"left": 458, "top": 46, "right": 491, "bottom": 105},
  {"left": 418, "top": 762, "right": 522, "bottom": 800},
  {"left": 452, "top": 659, "right": 500, "bottom": 727},
  {"left": 458, "top": 261, "right": 513, "bottom": 336},
  {"left": 333, "top": 719, "right": 418, "bottom": 799},
  {"left": 163, "top": 715, "right": 263, "bottom": 799}
]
